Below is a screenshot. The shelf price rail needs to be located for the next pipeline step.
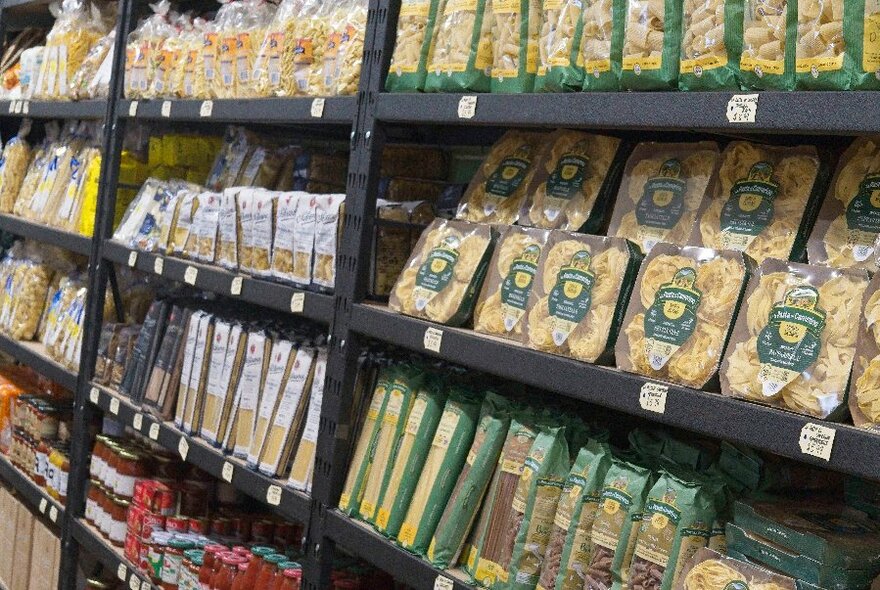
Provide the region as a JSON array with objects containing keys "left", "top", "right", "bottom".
[
  {"left": 70, "top": 519, "right": 159, "bottom": 590},
  {"left": 0, "top": 214, "right": 92, "bottom": 256}
]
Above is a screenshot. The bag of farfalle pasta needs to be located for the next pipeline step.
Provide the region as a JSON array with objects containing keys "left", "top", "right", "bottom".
[
  {"left": 457, "top": 131, "right": 548, "bottom": 225},
  {"left": 617, "top": 244, "right": 750, "bottom": 390},
  {"left": 720, "top": 258, "right": 868, "bottom": 419},
  {"left": 850, "top": 273, "right": 880, "bottom": 428},
  {"left": 808, "top": 137, "right": 880, "bottom": 273},
  {"left": 520, "top": 130, "right": 624, "bottom": 232},
  {"left": 607, "top": 141, "right": 720, "bottom": 255},
  {"left": 691, "top": 141, "right": 823, "bottom": 264},
  {"left": 524, "top": 231, "right": 640, "bottom": 364},
  {"left": 534, "top": 0, "right": 587, "bottom": 91},
  {"left": 675, "top": 548, "right": 796, "bottom": 590},
  {"left": 389, "top": 219, "right": 496, "bottom": 326},
  {"left": 423, "top": 0, "right": 493, "bottom": 92}
]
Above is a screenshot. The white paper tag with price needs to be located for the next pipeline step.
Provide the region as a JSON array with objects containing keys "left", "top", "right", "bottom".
[
  {"left": 154, "top": 257, "right": 164, "bottom": 275},
  {"left": 423, "top": 327, "right": 443, "bottom": 353},
  {"left": 799, "top": 422, "right": 835, "bottom": 461},
  {"left": 39, "top": 498, "right": 47, "bottom": 513},
  {"left": 311, "top": 98, "right": 325, "bottom": 118},
  {"left": 231, "top": 276, "right": 243, "bottom": 296},
  {"left": 149, "top": 423, "right": 160, "bottom": 440},
  {"left": 266, "top": 485, "right": 282, "bottom": 505},
  {"left": 128, "top": 100, "right": 138, "bottom": 117},
  {"left": 639, "top": 382, "right": 668, "bottom": 414},
  {"left": 141, "top": 581, "right": 151, "bottom": 590},
  {"left": 161, "top": 100, "right": 172, "bottom": 117},
  {"left": 434, "top": 575, "right": 454, "bottom": 590},
  {"left": 290, "top": 292, "right": 304, "bottom": 313},
  {"left": 89, "top": 387, "right": 99, "bottom": 404},
  {"left": 117, "top": 564, "right": 127, "bottom": 581},
  {"left": 184, "top": 266, "right": 198, "bottom": 285},
  {"left": 200, "top": 100, "right": 213, "bottom": 117},
  {"left": 726, "top": 94, "right": 759, "bottom": 123},
  {"left": 458, "top": 95, "right": 477, "bottom": 119},
  {"left": 109, "top": 398, "right": 120, "bottom": 415},
  {"left": 49, "top": 506, "right": 57, "bottom": 522},
  {"left": 128, "top": 251, "right": 138, "bottom": 267},
  {"left": 222, "top": 461, "right": 234, "bottom": 482},
  {"left": 22, "top": 101, "right": 29, "bottom": 115},
  {"left": 7, "top": 101, "right": 14, "bottom": 113},
  {"left": 178, "top": 437, "right": 189, "bottom": 461},
  {"left": 13, "top": 101, "right": 22, "bottom": 114},
  {"left": 132, "top": 413, "right": 143, "bottom": 431},
  {"left": 129, "top": 575, "right": 139, "bottom": 590}
]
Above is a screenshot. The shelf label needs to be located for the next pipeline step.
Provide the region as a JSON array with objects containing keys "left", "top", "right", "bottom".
[
  {"left": 290, "top": 292, "right": 304, "bottom": 313},
  {"left": 7, "top": 101, "right": 13, "bottom": 113},
  {"left": 423, "top": 327, "right": 443, "bottom": 353},
  {"left": 230, "top": 276, "right": 243, "bottom": 296},
  {"left": 109, "top": 398, "right": 120, "bottom": 415},
  {"left": 639, "top": 382, "right": 668, "bottom": 414},
  {"left": 266, "top": 485, "right": 282, "bottom": 505},
  {"left": 128, "top": 251, "right": 138, "bottom": 267},
  {"left": 178, "top": 437, "right": 189, "bottom": 461},
  {"left": 311, "top": 98, "right": 325, "bottom": 118},
  {"left": 13, "top": 100, "right": 22, "bottom": 114},
  {"left": 89, "top": 387, "right": 99, "bottom": 404},
  {"left": 458, "top": 95, "right": 477, "bottom": 119},
  {"left": 49, "top": 506, "right": 57, "bottom": 522},
  {"left": 726, "top": 93, "right": 759, "bottom": 123},
  {"left": 161, "top": 100, "right": 172, "bottom": 117},
  {"left": 117, "top": 564, "right": 127, "bottom": 581},
  {"left": 129, "top": 100, "right": 139, "bottom": 117},
  {"left": 129, "top": 575, "right": 139, "bottom": 590},
  {"left": 133, "top": 413, "right": 143, "bottom": 431},
  {"left": 154, "top": 257, "right": 164, "bottom": 275},
  {"left": 22, "top": 101, "right": 29, "bottom": 114},
  {"left": 39, "top": 498, "right": 47, "bottom": 513},
  {"left": 200, "top": 100, "right": 214, "bottom": 117},
  {"left": 184, "top": 266, "right": 198, "bottom": 285},
  {"left": 799, "top": 423, "right": 835, "bottom": 461},
  {"left": 222, "top": 461, "right": 234, "bottom": 482},
  {"left": 149, "top": 423, "right": 160, "bottom": 440},
  {"left": 435, "top": 575, "right": 454, "bottom": 590},
  {"left": 141, "top": 581, "right": 150, "bottom": 590}
]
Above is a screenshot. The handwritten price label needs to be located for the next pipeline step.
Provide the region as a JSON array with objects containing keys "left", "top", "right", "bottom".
[
  {"left": 128, "top": 251, "right": 138, "bottom": 267},
  {"left": 290, "top": 292, "right": 304, "bottom": 313},
  {"left": 117, "top": 565, "right": 127, "bottom": 581},
  {"left": 49, "top": 506, "right": 58, "bottom": 522},
  {"left": 434, "top": 575, "right": 454, "bottom": 590},
  {"left": 89, "top": 387, "right": 99, "bottom": 404},
  {"left": 423, "top": 327, "right": 443, "bottom": 353},
  {"left": 129, "top": 101, "right": 139, "bottom": 117},
  {"left": 266, "top": 485, "right": 282, "bottom": 505},
  {"left": 154, "top": 257, "right": 164, "bottom": 275},
  {"left": 109, "top": 398, "right": 120, "bottom": 415},
  {"left": 149, "top": 423, "right": 160, "bottom": 440},
  {"left": 311, "top": 98, "right": 325, "bottom": 118},
  {"left": 184, "top": 266, "right": 198, "bottom": 285},
  {"left": 200, "top": 100, "right": 214, "bottom": 117},
  {"left": 222, "top": 462, "right": 234, "bottom": 482},
  {"left": 457, "top": 95, "right": 477, "bottom": 119},
  {"left": 161, "top": 101, "right": 172, "bottom": 117},
  {"left": 231, "top": 276, "right": 243, "bottom": 296},
  {"left": 726, "top": 94, "right": 759, "bottom": 123},
  {"left": 800, "top": 423, "right": 835, "bottom": 461},
  {"left": 133, "top": 413, "right": 143, "bottom": 431},
  {"left": 639, "top": 382, "right": 668, "bottom": 414},
  {"left": 178, "top": 437, "right": 189, "bottom": 461}
]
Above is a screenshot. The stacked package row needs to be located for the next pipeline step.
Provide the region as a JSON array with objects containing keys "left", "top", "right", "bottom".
[{"left": 0, "top": 485, "right": 62, "bottom": 590}]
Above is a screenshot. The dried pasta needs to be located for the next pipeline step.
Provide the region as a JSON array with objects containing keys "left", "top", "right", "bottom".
[
  {"left": 619, "top": 0, "right": 682, "bottom": 89},
  {"left": 580, "top": 0, "right": 624, "bottom": 90},
  {"left": 739, "top": 0, "right": 794, "bottom": 89},
  {"left": 678, "top": 0, "right": 743, "bottom": 89},
  {"left": 848, "top": 273, "right": 880, "bottom": 427},
  {"left": 795, "top": 0, "right": 847, "bottom": 89},
  {"left": 386, "top": 0, "right": 440, "bottom": 91},
  {"left": 682, "top": 549, "right": 795, "bottom": 590},
  {"left": 489, "top": 0, "right": 542, "bottom": 92},
  {"left": 423, "top": 0, "right": 493, "bottom": 92},
  {"left": 534, "top": 0, "right": 586, "bottom": 91}
]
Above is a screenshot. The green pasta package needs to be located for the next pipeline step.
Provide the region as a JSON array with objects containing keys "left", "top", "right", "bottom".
[
  {"left": 795, "top": 0, "right": 849, "bottom": 88},
  {"left": 424, "top": 0, "right": 493, "bottom": 92},
  {"left": 619, "top": 0, "right": 683, "bottom": 89},
  {"left": 489, "top": 0, "right": 542, "bottom": 92},
  {"left": 848, "top": 0, "right": 880, "bottom": 89},
  {"left": 678, "top": 0, "right": 743, "bottom": 90},
  {"left": 580, "top": 0, "right": 626, "bottom": 90},
  {"left": 534, "top": 0, "right": 587, "bottom": 91},
  {"left": 739, "top": 0, "right": 797, "bottom": 90},
  {"left": 386, "top": 0, "right": 442, "bottom": 91}
]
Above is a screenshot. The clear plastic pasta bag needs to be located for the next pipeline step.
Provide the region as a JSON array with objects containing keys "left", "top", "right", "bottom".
[
  {"left": 125, "top": 0, "right": 174, "bottom": 99},
  {"left": 0, "top": 119, "right": 33, "bottom": 214},
  {"left": 69, "top": 29, "right": 114, "bottom": 99},
  {"left": 250, "top": 0, "right": 304, "bottom": 96}
]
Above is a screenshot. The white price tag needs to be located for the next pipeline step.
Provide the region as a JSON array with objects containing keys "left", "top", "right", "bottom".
[
  {"left": 132, "top": 413, "right": 143, "bottom": 431},
  {"left": 149, "top": 423, "right": 160, "bottom": 440},
  {"left": 128, "top": 251, "right": 138, "bottom": 267},
  {"left": 458, "top": 95, "right": 477, "bottom": 119},
  {"left": 154, "top": 257, "right": 164, "bottom": 275},
  {"left": 129, "top": 575, "right": 139, "bottom": 590},
  {"left": 726, "top": 93, "right": 759, "bottom": 123},
  {"left": 7, "top": 101, "right": 14, "bottom": 113},
  {"left": 290, "top": 292, "right": 305, "bottom": 313},
  {"left": 434, "top": 575, "right": 454, "bottom": 590},
  {"left": 128, "top": 100, "right": 139, "bottom": 117},
  {"left": 39, "top": 498, "right": 47, "bottom": 513},
  {"left": 13, "top": 101, "right": 22, "bottom": 114},
  {"left": 423, "top": 327, "right": 443, "bottom": 353},
  {"left": 178, "top": 437, "right": 189, "bottom": 461},
  {"left": 161, "top": 100, "right": 172, "bottom": 117},
  {"left": 49, "top": 506, "right": 57, "bottom": 522},
  {"left": 230, "top": 276, "right": 243, "bottom": 296},
  {"left": 89, "top": 387, "right": 99, "bottom": 404},
  {"left": 266, "top": 485, "right": 282, "bottom": 505},
  {"left": 22, "top": 101, "right": 29, "bottom": 114},
  {"left": 109, "top": 398, "right": 120, "bottom": 415},
  {"left": 639, "top": 382, "right": 668, "bottom": 414},
  {"left": 141, "top": 581, "right": 150, "bottom": 590},
  {"left": 184, "top": 266, "right": 198, "bottom": 285},
  {"left": 222, "top": 461, "right": 234, "bottom": 483},
  {"left": 200, "top": 100, "right": 213, "bottom": 117},
  {"left": 311, "top": 97, "right": 325, "bottom": 118},
  {"left": 117, "top": 564, "right": 127, "bottom": 581},
  {"left": 799, "top": 422, "right": 835, "bottom": 461}
]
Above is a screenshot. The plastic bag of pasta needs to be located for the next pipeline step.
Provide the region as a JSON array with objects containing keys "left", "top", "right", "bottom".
[
  {"left": 524, "top": 232, "right": 639, "bottom": 364},
  {"left": 850, "top": 273, "right": 880, "bottom": 428},
  {"left": 335, "top": 0, "right": 368, "bottom": 95},
  {"left": 488, "top": 0, "right": 541, "bottom": 92},
  {"left": 0, "top": 120, "right": 32, "bottom": 214},
  {"left": 693, "top": 141, "right": 822, "bottom": 264},
  {"left": 172, "top": 19, "right": 201, "bottom": 98},
  {"left": 795, "top": 0, "right": 848, "bottom": 89},
  {"left": 678, "top": 0, "right": 743, "bottom": 90},
  {"left": 423, "top": 0, "right": 493, "bottom": 92},
  {"left": 607, "top": 142, "right": 719, "bottom": 255},
  {"left": 534, "top": 0, "right": 587, "bottom": 91},
  {"left": 618, "top": 0, "right": 683, "bottom": 89},
  {"left": 456, "top": 131, "right": 548, "bottom": 225},
  {"left": 520, "top": 130, "right": 622, "bottom": 232},
  {"left": 848, "top": 0, "right": 880, "bottom": 89},
  {"left": 69, "top": 30, "right": 114, "bottom": 99},
  {"left": 676, "top": 548, "right": 797, "bottom": 590},
  {"left": 250, "top": 0, "right": 302, "bottom": 97},
  {"left": 231, "top": 0, "right": 273, "bottom": 97},
  {"left": 808, "top": 137, "right": 880, "bottom": 272},
  {"left": 580, "top": 0, "right": 626, "bottom": 90},
  {"left": 617, "top": 244, "right": 750, "bottom": 390},
  {"left": 386, "top": 0, "right": 440, "bottom": 91},
  {"left": 739, "top": 0, "right": 796, "bottom": 90},
  {"left": 389, "top": 219, "right": 496, "bottom": 326},
  {"left": 214, "top": 0, "right": 245, "bottom": 99},
  {"left": 288, "top": 0, "right": 329, "bottom": 95},
  {"left": 125, "top": 1, "right": 173, "bottom": 99},
  {"left": 720, "top": 258, "right": 868, "bottom": 419}
]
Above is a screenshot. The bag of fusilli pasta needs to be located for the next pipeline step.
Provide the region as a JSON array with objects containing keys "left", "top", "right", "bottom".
[
  {"left": 489, "top": 0, "right": 541, "bottom": 92},
  {"left": 423, "top": 0, "right": 493, "bottom": 92},
  {"left": 616, "top": 244, "right": 750, "bottom": 390},
  {"left": 795, "top": 0, "right": 849, "bottom": 88},
  {"left": 250, "top": 0, "right": 304, "bottom": 97},
  {"left": 580, "top": 0, "right": 626, "bottom": 90},
  {"left": 386, "top": 0, "right": 441, "bottom": 91},
  {"left": 720, "top": 258, "right": 868, "bottom": 419},
  {"left": 849, "top": 273, "right": 880, "bottom": 428},
  {"left": 618, "top": 0, "right": 683, "bottom": 89},
  {"left": 675, "top": 548, "right": 796, "bottom": 590},
  {"left": 678, "top": 0, "right": 743, "bottom": 89},
  {"left": 739, "top": 0, "right": 797, "bottom": 90},
  {"left": 534, "top": 0, "right": 587, "bottom": 91},
  {"left": 848, "top": 0, "right": 880, "bottom": 89}
]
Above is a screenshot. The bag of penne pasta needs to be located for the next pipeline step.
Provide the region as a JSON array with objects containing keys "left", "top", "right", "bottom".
[
  {"left": 795, "top": 0, "right": 849, "bottom": 88},
  {"left": 580, "top": 0, "right": 626, "bottom": 90},
  {"left": 847, "top": 0, "right": 880, "bottom": 89},
  {"left": 424, "top": 0, "right": 493, "bottom": 92},
  {"left": 619, "top": 0, "right": 683, "bottom": 89},
  {"left": 534, "top": 0, "right": 587, "bottom": 91},
  {"left": 386, "top": 0, "right": 442, "bottom": 91},
  {"left": 488, "top": 0, "right": 542, "bottom": 92},
  {"left": 739, "top": 0, "right": 797, "bottom": 90},
  {"left": 678, "top": 0, "right": 744, "bottom": 90}
]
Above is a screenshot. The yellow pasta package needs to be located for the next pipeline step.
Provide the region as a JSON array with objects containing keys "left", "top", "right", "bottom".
[
  {"left": 692, "top": 141, "right": 822, "bottom": 264},
  {"left": 456, "top": 130, "right": 548, "bottom": 225},
  {"left": 389, "top": 219, "right": 496, "bottom": 326},
  {"left": 474, "top": 226, "right": 550, "bottom": 339},
  {"left": 739, "top": 0, "right": 796, "bottom": 90},
  {"left": 848, "top": 273, "right": 880, "bottom": 428},
  {"left": 520, "top": 130, "right": 623, "bottom": 231},
  {"left": 619, "top": 0, "right": 683, "bottom": 89},
  {"left": 678, "top": 0, "right": 743, "bottom": 90},
  {"left": 807, "top": 137, "right": 880, "bottom": 272},
  {"left": 423, "top": 0, "right": 494, "bottom": 92},
  {"left": 524, "top": 231, "right": 639, "bottom": 363},
  {"left": 795, "top": 0, "right": 847, "bottom": 88},
  {"left": 676, "top": 548, "right": 796, "bottom": 590},
  {"left": 251, "top": 0, "right": 302, "bottom": 97},
  {"left": 617, "top": 244, "right": 750, "bottom": 389},
  {"left": 386, "top": 0, "right": 442, "bottom": 91},
  {"left": 720, "top": 258, "right": 868, "bottom": 419},
  {"left": 489, "top": 0, "right": 542, "bottom": 92},
  {"left": 335, "top": 0, "right": 368, "bottom": 95},
  {"left": 607, "top": 141, "right": 720, "bottom": 255}
]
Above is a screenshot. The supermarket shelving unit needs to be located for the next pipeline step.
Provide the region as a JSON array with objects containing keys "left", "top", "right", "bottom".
[{"left": 0, "top": 0, "right": 875, "bottom": 587}]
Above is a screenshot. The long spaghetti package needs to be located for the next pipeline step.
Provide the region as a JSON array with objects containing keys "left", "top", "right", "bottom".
[
  {"left": 386, "top": 0, "right": 441, "bottom": 91},
  {"left": 720, "top": 258, "right": 868, "bottom": 419},
  {"left": 738, "top": 0, "right": 797, "bottom": 90},
  {"left": 523, "top": 232, "right": 639, "bottom": 364},
  {"left": 489, "top": 0, "right": 542, "bottom": 92},
  {"left": 850, "top": 273, "right": 880, "bottom": 428},
  {"left": 675, "top": 548, "right": 796, "bottom": 590},
  {"left": 808, "top": 137, "right": 880, "bottom": 272},
  {"left": 617, "top": 244, "right": 750, "bottom": 389},
  {"left": 534, "top": 0, "right": 586, "bottom": 91},
  {"left": 607, "top": 141, "right": 720, "bottom": 255},
  {"left": 423, "top": 0, "right": 493, "bottom": 92},
  {"left": 580, "top": 0, "right": 626, "bottom": 90},
  {"left": 389, "top": 219, "right": 496, "bottom": 326},
  {"left": 618, "top": 0, "right": 683, "bottom": 89},
  {"left": 521, "top": 130, "right": 623, "bottom": 232},
  {"left": 678, "top": 0, "right": 743, "bottom": 89},
  {"left": 692, "top": 141, "right": 823, "bottom": 264}
]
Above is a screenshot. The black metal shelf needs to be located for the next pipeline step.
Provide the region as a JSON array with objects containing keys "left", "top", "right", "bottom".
[
  {"left": 376, "top": 92, "right": 880, "bottom": 135},
  {"left": 70, "top": 519, "right": 159, "bottom": 590},
  {"left": 102, "top": 240, "right": 335, "bottom": 323},
  {"left": 324, "top": 511, "right": 474, "bottom": 590},
  {"left": 0, "top": 214, "right": 92, "bottom": 256},
  {"left": 118, "top": 97, "right": 356, "bottom": 125},
  {"left": 351, "top": 304, "right": 880, "bottom": 481},
  {"left": 0, "top": 454, "right": 64, "bottom": 528},
  {"left": 0, "top": 99, "right": 107, "bottom": 120},
  {"left": 0, "top": 336, "right": 78, "bottom": 391},
  {"left": 88, "top": 382, "right": 313, "bottom": 524}
]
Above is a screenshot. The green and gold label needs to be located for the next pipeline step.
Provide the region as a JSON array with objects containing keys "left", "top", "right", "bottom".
[
  {"left": 634, "top": 492, "right": 682, "bottom": 567},
  {"left": 635, "top": 159, "right": 687, "bottom": 252},
  {"left": 845, "top": 173, "right": 880, "bottom": 261},
  {"left": 483, "top": 143, "right": 535, "bottom": 215},
  {"left": 413, "top": 235, "right": 460, "bottom": 310},
  {"left": 643, "top": 267, "right": 702, "bottom": 370},
  {"left": 723, "top": 582, "right": 749, "bottom": 590},
  {"left": 548, "top": 250, "right": 595, "bottom": 346},
  {"left": 720, "top": 162, "right": 779, "bottom": 251},
  {"left": 501, "top": 243, "right": 542, "bottom": 331},
  {"left": 543, "top": 141, "right": 590, "bottom": 223}
]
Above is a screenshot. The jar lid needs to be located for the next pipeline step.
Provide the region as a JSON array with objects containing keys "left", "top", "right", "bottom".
[
  {"left": 85, "top": 578, "right": 112, "bottom": 589},
  {"left": 282, "top": 570, "right": 301, "bottom": 579},
  {"left": 204, "top": 543, "right": 228, "bottom": 553},
  {"left": 250, "top": 545, "right": 276, "bottom": 556},
  {"left": 169, "top": 539, "right": 195, "bottom": 550},
  {"left": 236, "top": 563, "right": 249, "bottom": 572},
  {"left": 265, "top": 554, "right": 287, "bottom": 564},
  {"left": 151, "top": 531, "right": 174, "bottom": 544},
  {"left": 118, "top": 449, "right": 141, "bottom": 461},
  {"left": 220, "top": 554, "right": 248, "bottom": 565},
  {"left": 278, "top": 562, "right": 299, "bottom": 570},
  {"left": 112, "top": 496, "right": 131, "bottom": 508}
]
